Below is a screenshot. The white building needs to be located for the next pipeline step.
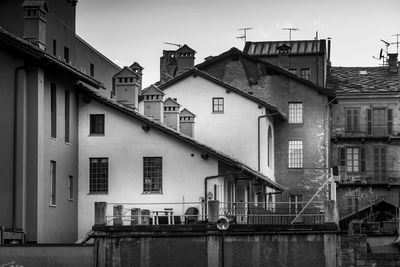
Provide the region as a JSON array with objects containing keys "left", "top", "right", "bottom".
[{"left": 76, "top": 82, "right": 284, "bottom": 237}]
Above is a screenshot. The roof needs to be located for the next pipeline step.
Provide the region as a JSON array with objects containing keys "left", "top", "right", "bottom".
[
  {"left": 180, "top": 108, "right": 195, "bottom": 117},
  {"left": 22, "top": 0, "right": 48, "bottom": 12},
  {"left": 339, "top": 200, "right": 397, "bottom": 222},
  {"left": 76, "top": 81, "right": 285, "bottom": 192},
  {"left": 327, "top": 66, "right": 400, "bottom": 94},
  {"left": 113, "top": 66, "right": 139, "bottom": 78},
  {"left": 142, "top": 84, "right": 165, "bottom": 96},
  {"left": 196, "top": 47, "right": 335, "bottom": 98},
  {"left": 164, "top": 97, "right": 180, "bottom": 107},
  {"left": 130, "top": 62, "right": 144, "bottom": 70},
  {"left": 158, "top": 68, "right": 287, "bottom": 120},
  {"left": 0, "top": 26, "right": 104, "bottom": 89},
  {"left": 244, "top": 40, "right": 326, "bottom": 56},
  {"left": 176, "top": 44, "right": 196, "bottom": 53}
]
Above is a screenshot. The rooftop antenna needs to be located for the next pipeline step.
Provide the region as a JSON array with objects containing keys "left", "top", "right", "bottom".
[
  {"left": 380, "top": 39, "right": 390, "bottom": 66},
  {"left": 164, "top": 42, "right": 182, "bottom": 48},
  {"left": 391, "top": 34, "right": 400, "bottom": 54},
  {"left": 283, "top": 28, "right": 299, "bottom": 41},
  {"left": 237, "top": 27, "right": 252, "bottom": 43},
  {"left": 373, "top": 48, "right": 384, "bottom": 66}
]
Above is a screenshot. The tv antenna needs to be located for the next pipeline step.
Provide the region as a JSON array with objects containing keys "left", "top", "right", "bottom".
[
  {"left": 237, "top": 27, "right": 252, "bottom": 43},
  {"left": 391, "top": 34, "right": 400, "bottom": 54},
  {"left": 283, "top": 28, "right": 299, "bottom": 41},
  {"left": 164, "top": 42, "right": 182, "bottom": 48}
]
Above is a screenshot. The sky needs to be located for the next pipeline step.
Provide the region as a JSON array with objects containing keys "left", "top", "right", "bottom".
[{"left": 76, "top": 0, "right": 400, "bottom": 88}]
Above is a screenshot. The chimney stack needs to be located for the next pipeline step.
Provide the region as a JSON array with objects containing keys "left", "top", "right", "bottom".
[
  {"left": 163, "top": 98, "right": 180, "bottom": 130},
  {"left": 113, "top": 66, "right": 140, "bottom": 110},
  {"left": 160, "top": 44, "right": 196, "bottom": 84},
  {"left": 388, "top": 53, "right": 398, "bottom": 73},
  {"left": 142, "top": 85, "right": 164, "bottom": 122},
  {"left": 276, "top": 44, "right": 291, "bottom": 69},
  {"left": 129, "top": 62, "right": 144, "bottom": 91},
  {"left": 22, "top": 0, "right": 49, "bottom": 50},
  {"left": 179, "top": 108, "right": 195, "bottom": 137}
]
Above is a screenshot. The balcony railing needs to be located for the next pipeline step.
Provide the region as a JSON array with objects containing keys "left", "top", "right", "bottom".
[
  {"left": 331, "top": 124, "right": 400, "bottom": 138},
  {"left": 335, "top": 170, "right": 400, "bottom": 184},
  {"left": 94, "top": 201, "right": 328, "bottom": 227}
]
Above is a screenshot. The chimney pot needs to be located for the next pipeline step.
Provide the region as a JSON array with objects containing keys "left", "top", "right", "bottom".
[{"left": 388, "top": 53, "right": 398, "bottom": 73}]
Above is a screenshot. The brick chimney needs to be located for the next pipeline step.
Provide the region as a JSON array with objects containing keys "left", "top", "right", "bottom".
[
  {"left": 22, "top": 0, "right": 49, "bottom": 50},
  {"left": 163, "top": 98, "right": 180, "bottom": 130},
  {"left": 388, "top": 53, "right": 398, "bottom": 73},
  {"left": 113, "top": 66, "right": 140, "bottom": 110},
  {"left": 142, "top": 85, "right": 164, "bottom": 122},
  {"left": 179, "top": 108, "right": 195, "bottom": 137},
  {"left": 160, "top": 44, "right": 196, "bottom": 84}
]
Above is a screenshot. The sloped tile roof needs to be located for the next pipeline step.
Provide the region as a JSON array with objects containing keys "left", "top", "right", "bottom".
[
  {"left": 327, "top": 67, "right": 400, "bottom": 94},
  {"left": 244, "top": 40, "right": 326, "bottom": 56}
]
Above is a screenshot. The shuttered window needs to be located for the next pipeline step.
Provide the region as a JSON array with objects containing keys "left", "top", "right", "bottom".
[{"left": 345, "top": 108, "right": 359, "bottom": 132}]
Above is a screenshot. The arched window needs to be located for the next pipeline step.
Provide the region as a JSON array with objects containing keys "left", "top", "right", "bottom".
[{"left": 267, "top": 126, "right": 272, "bottom": 167}]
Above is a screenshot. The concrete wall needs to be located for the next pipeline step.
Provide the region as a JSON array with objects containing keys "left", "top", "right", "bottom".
[
  {"left": 0, "top": 245, "right": 93, "bottom": 267},
  {"left": 94, "top": 229, "right": 338, "bottom": 267},
  {"left": 78, "top": 98, "right": 220, "bottom": 238},
  {"left": 162, "top": 75, "right": 275, "bottom": 178}
]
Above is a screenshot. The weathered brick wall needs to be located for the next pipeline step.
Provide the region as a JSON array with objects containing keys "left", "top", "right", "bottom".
[{"left": 339, "top": 234, "right": 400, "bottom": 267}]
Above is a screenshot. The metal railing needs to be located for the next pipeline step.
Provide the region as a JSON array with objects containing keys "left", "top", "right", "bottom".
[
  {"left": 331, "top": 124, "right": 399, "bottom": 138},
  {"left": 95, "top": 201, "right": 327, "bottom": 227},
  {"left": 336, "top": 171, "right": 400, "bottom": 184}
]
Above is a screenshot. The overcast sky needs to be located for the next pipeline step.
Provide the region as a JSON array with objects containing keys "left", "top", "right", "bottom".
[{"left": 76, "top": 0, "right": 400, "bottom": 88}]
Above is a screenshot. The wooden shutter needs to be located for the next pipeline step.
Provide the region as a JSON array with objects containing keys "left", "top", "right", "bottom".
[
  {"left": 360, "top": 147, "right": 366, "bottom": 172},
  {"left": 339, "top": 147, "right": 345, "bottom": 166},
  {"left": 367, "top": 109, "right": 372, "bottom": 135},
  {"left": 387, "top": 108, "right": 393, "bottom": 135},
  {"left": 354, "top": 110, "right": 359, "bottom": 131}
]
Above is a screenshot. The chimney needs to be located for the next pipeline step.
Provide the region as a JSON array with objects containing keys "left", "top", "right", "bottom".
[
  {"left": 388, "top": 53, "right": 398, "bottom": 73},
  {"left": 179, "top": 108, "right": 195, "bottom": 137},
  {"left": 129, "top": 62, "right": 144, "bottom": 91},
  {"left": 163, "top": 98, "right": 180, "bottom": 130},
  {"left": 142, "top": 85, "right": 164, "bottom": 122},
  {"left": 276, "top": 44, "right": 291, "bottom": 69},
  {"left": 22, "top": 0, "right": 49, "bottom": 50},
  {"left": 113, "top": 66, "right": 140, "bottom": 110},
  {"left": 160, "top": 44, "right": 196, "bottom": 84}
]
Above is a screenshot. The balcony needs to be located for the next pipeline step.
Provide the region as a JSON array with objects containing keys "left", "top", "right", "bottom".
[
  {"left": 331, "top": 124, "right": 400, "bottom": 139},
  {"left": 93, "top": 201, "right": 329, "bottom": 227},
  {"left": 334, "top": 169, "right": 400, "bottom": 185}
]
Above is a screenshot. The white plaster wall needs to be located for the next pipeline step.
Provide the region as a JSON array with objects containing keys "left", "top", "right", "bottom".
[
  {"left": 162, "top": 76, "right": 275, "bottom": 178},
  {"left": 78, "top": 99, "right": 219, "bottom": 237}
]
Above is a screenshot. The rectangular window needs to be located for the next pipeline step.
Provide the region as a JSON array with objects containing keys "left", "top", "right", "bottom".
[
  {"left": 90, "top": 63, "right": 95, "bottom": 77},
  {"left": 346, "top": 148, "right": 359, "bottom": 173},
  {"left": 89, "top": 158, "right": 108, "bottom": 193},
  {"left": 143, "top": 157, "right": 162, "bottom": 193},
  {"left": 50, "top": 161, "right": 56, "bottom": 206},
  {"left": 52, "top": 39, "right": 57, "bottom": 56},
  {"left": 51, "top": 83, "right": 57, "bottom": 138},
  {"left": 288, "top": 102, "right": 303, "bottom": 123},
  {"left": 90, "top": 114, "right": 105, "bottom": 135},
  {"left": 65, "top": 90, "right": 70, "bottom": 143},
  {"left": 68, "top": 175, "right": 73, "bottom": 200},
  {"left": 345, "top": 108, "right": 359, "bottom": 132},
  {"left": 374, "top": 147, "right": 387, "bottom": 182},
  {"left": 64, "top": 46, "right": 70, "bottom": 63},
  {"left": 288, "top": 140, "right": 303, "bottom": 168},
  {"left": 212, "top": 97, "right": 224, "bottom": 113},
  {"left": 300, "top": 68, "right": 310, "bottom": 80},
  {"left": 289, "top": 69, "right": 297, "bottom": 75},
  {"left": 290, "top": 194, "right": 302, "bottom": 213}
]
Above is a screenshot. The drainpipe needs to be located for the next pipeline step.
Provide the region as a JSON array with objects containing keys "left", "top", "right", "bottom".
[
  {"left": 12, "top": 67, "right": 26, "bottom": 232},
  {"left": 323, "top": 96, "right": 337, "bottom": 171}
]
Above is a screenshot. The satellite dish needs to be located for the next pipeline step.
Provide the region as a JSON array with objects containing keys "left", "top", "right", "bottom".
[
  {"left": 216, "top": 217, "right": 230, "bottom": 231},
  {"left": 379, "top": 49, "right": 383, "bottom": 59}
]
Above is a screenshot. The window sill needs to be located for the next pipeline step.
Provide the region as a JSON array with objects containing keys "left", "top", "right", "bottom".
[
  {"left": 49, "top": 204, "right": 57, "bottom": 208},
  {"left": 212, "top": 112, "right": 224, "bottom": 114},
  {"left": 87, "top": 192, "right": 108, "bottom": 195},
  {"left": 89, "top": 134, "right": 105, "bottom": 137},
  {"left": 65, "top": 141, "right": 71, "bottom": 146},
  {"left": 51, "top": 137, "right": 57, "bottom": 141},
  {"left": 142, "top": 192, "right": 163, "bottom": 195},
  {"left": 68, "top": 198, "right": 74, "bottom": 201}
]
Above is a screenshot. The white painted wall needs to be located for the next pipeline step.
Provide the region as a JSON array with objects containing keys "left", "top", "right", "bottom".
[
  {"left": 162, "top": 76, "right": 275, "bottom": 178},
  {"left": 78, "top": 98, "right": 220, "bottom": 237}
]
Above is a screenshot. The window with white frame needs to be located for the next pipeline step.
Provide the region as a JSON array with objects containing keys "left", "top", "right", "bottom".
[
  {"left": 288, "top": 140, "right": 303, "bottom": 168},
  {"left": 50, "top": 161, "right": 56, "bottom": 206},
  {"left": 300, "top": 68, "right": 310, "bottom": 80},
  {"left": 290, "top": 194, "right": 302, "bottom": 213},
  {"left": 288, "top": 102, "right": 303, "bottom": 123},
  {"left": 346, "top": 147, "right": 359, "bottom": 173}
]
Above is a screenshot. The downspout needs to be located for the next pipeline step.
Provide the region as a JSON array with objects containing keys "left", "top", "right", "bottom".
[
  {"left": 13, "top": 67, "right": 25, "bottom": 231},
  {"left": 324, "top": 96, "right": 337, "bottom": 170}
]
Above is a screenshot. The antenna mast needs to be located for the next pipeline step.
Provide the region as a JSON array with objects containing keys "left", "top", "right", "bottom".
[
  {"left": 391, "top": 34, "right": 400, "bottom": 54},
  {"left": 283, "top": 28, "right": 299, "bottom": 41},
  {"left": 237, "top": 27, "right": 252, "bottom": 43},
  {"left": 164, "top": 42, "right": 182, "bottom": 48}
]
